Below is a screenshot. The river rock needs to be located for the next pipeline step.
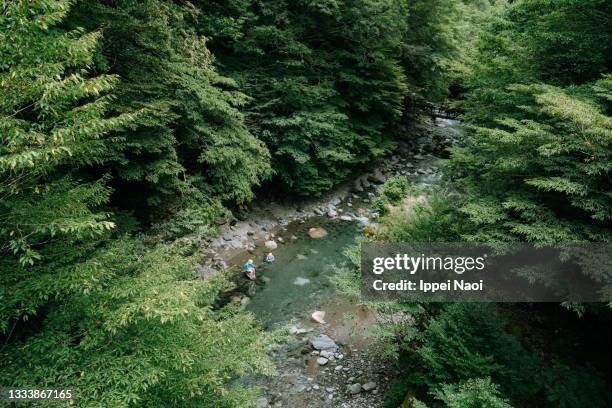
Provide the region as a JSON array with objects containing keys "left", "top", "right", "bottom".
[
  {"left": 339, "top": 215, "right": 353, "bottom": 221},
  {"left": 308, "top": 227, "right": 328, "bottom": 238},
  {"left": 310, "top": 334, "right": 338, "bottom": 351},
  {"left": 311, "top": 310, "right": 326, "bottom": 324},
  {"left": 370, "top": 168, "right": 386, "bottom": 184},
  {"left": 353, "top": 178, "right": 364, "bottom": 192},
  {"left": 289, "top": 326, "right": 309, "bottom": 335},
  {"left": 293, "top": 277, "right": 310, "bottom": 286},
  {"left": 317, "top": 357, "right": 329, "bottom": 366},
  {"left": 325, "top": 387, "right": 336, "bottom": 394},
  {"left": 334, "top": 365, "right": 343, "bottom": 371},
  {"left": 293, "top": 384, "right": 307, "bottom": 393},
  {"left": 320, "top": 350, "right": 334, "bottom": 358},
  {"left": 296, "top": 254, "right": 308, "bottom": 260},
  {"left": 327, "top": 208, "right": 338, "bottom": 217},
  {"left": 347, "top": 384, "right": 362, "bottom": 395},
  {"left": 362, "top": 382, "right": 377, "bottom": 391},
  {"left": 264, "top": 240, "right": 278, "bottom": 250}
]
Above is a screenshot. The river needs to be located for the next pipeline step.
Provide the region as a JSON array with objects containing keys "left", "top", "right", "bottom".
[{"left": 209, "top": 117, "right": 463, "bottom": 408}]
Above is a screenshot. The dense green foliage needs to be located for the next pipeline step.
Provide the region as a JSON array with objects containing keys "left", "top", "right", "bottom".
[
  {"left": 201, "top": 0, "right": 409, "bottom": 194},
  {"left": 0, "top": 2, "right": 273, "bottom": 406},
  {"left": 69, "top": 0, "right": 272, "bottom": 209},
  {"left": 452, "top": 0, "right": 612, "bottom": 243},
  {"left": 2, "top": 0, "right": 611, "bottom": 406}
]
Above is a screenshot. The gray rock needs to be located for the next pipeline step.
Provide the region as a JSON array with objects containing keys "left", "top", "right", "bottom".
[
  {"left": 317, "top": 357, "right": 329, "bottom": 366},
  {"left": 334, "top": 365, "right": 343, "bottom": 371},
  {"left": 353, "top": 178, "right": 364, "bottom": 192},
  {"left": 339, "top": 215, "right": 353, "bottom": 221},
  {"left": 293, "top": 384, "right": 307, "bottom": 393},
  {"left": 264, "top": 240, "right": 278, "bottom": 250},
  {"left": 310, "top": 334, "right": 339, "bottom": 352},
  {"left": 347, "top": 384, "right": 362, "bottom": 395},
  {"left": 313, "top": 384, "right": 320, "bottom": 390},
  {"left": 325, "top": 387, "right": 336, "bottom": 394},
  {"left": 327, "top": 209, "right": 338, "bottom": 217},
  {"left": 362, "top": 382, "right": 377, "bottom": 391},
  {"left": 320, "top": 350, "right": 334, "bottom": 359},
  {"left": 370, "top": 168, "right": 386, "bottom": 184}
]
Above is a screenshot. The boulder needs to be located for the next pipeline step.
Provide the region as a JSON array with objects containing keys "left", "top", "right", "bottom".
[
  {"left": 353, "top": 178, "right": 364, "bottom": 192},
  {"left": 362, "top": 382, "right": 377, "bottom": 391},
  {"left": 265, "top": 240, "right": 278, "bottom": 250},
  {"left": 310, "top": 334, "right": 338, "bottom": 352},
  {"left": 311, "top": 310, "right": 326, "bottom": 324},
  {"left": 293, "top": 277, "right": 310, "bottom": 286},
  {"left": 308, "top": 227, "right": 328, "bottom": 238},
  {"left": 347, "top": 384, "right": 362, "bottom": 395},
  {"left": 370, "top": 168, "right": 386, "bottom": 184},
  {"left": 317, "top": 357, "right": 329, "bottom": 366}
]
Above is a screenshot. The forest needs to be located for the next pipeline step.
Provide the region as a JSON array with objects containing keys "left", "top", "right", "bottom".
[{"left": 0, "top": 0, "right": 610, "bottom": 407}]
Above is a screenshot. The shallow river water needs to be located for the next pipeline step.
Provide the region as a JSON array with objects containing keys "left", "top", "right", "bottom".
[{"left": 230, "top": 217, "right": 361, "bottom": 329}]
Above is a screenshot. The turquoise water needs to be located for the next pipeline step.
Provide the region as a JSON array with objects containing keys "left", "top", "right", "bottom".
[{"left": 238, "top": 217, "right": 361, "bottom": 328}]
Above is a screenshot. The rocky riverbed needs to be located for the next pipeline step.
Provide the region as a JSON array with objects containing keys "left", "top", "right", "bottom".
[{"left": 198, "top": 114, "right": 461, "bottom": 407}]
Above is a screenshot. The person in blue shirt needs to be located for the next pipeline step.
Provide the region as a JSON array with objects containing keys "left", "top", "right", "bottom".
[{"left": 243, "top": 259, "right": 256, "bottom": 280}]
